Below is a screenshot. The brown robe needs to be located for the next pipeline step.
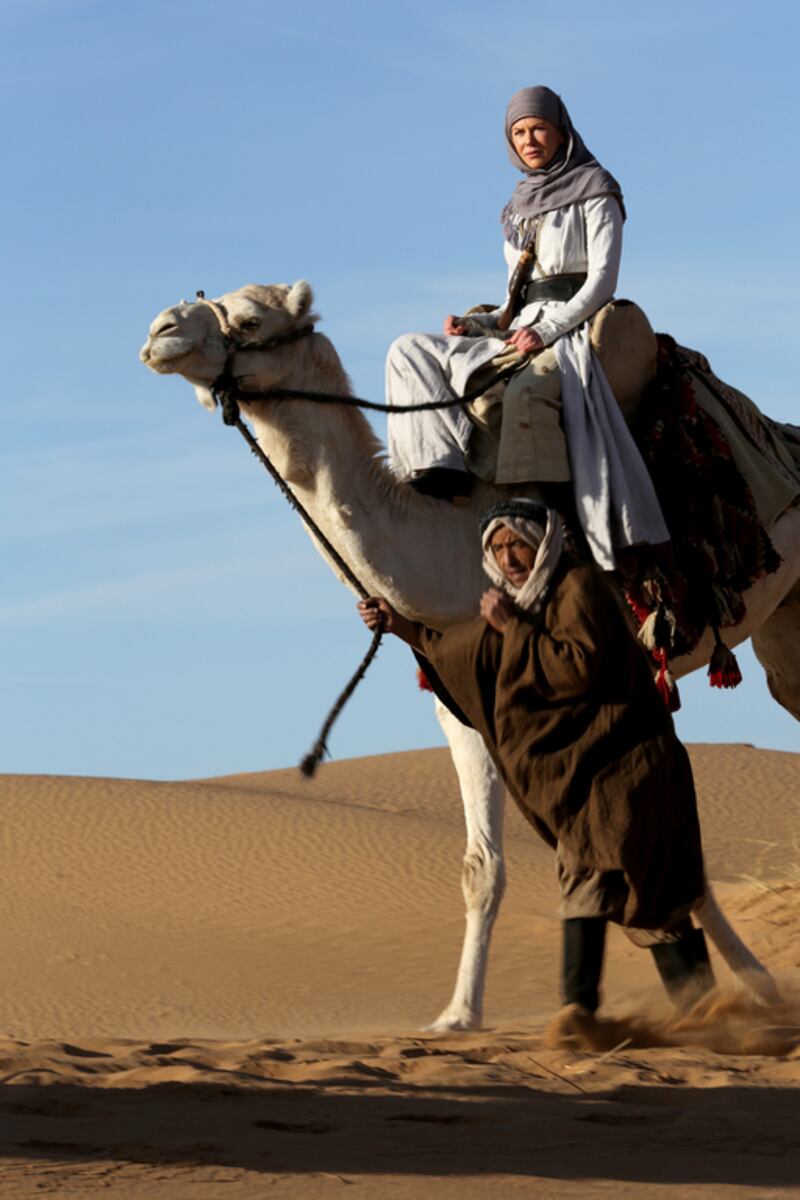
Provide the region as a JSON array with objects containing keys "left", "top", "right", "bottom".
[{"left": 418, "top": 561, "right": 705, "bottom": 931}]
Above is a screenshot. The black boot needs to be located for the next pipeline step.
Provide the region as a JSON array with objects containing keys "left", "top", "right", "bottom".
[
  {"left": 562, "top": 918, "right": 608, "bottom": 1013},
  {"left": 650, "top": 922, "right": 715, "bottom": 1010},
  {"left": 408, "top": 468, "right": 473, "bottom": 503}
]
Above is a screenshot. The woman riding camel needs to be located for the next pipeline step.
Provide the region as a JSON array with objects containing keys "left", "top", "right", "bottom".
[{"left": 386, "top": 86, "right": 668, "bottom": 570}]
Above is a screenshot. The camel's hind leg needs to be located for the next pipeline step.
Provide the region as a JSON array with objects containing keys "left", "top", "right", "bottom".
[
  {"left": 751, "top": 577, "right": 800, "bottom": 720},
  {"left": 426, "top": 699, "right": 506, "bottom": 1032},
  {"left": 694, "top": 884, "right": 782, "bottom": 1004}
]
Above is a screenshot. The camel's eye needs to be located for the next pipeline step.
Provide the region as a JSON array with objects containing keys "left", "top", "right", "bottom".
[{"left": 238, "top": 318, "right": 261, "bottom": 332}]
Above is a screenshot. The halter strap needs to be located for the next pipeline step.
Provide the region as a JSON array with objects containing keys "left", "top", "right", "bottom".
[
  {"left": 195, "top": 291, "right": 233, "bottom": 337},
  {"left": 196, "top": 289, "right": 316, "bottom": 354}
]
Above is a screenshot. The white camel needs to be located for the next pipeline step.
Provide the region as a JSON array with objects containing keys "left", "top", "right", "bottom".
[{"left": 140, "top": 281, "right": 799, "bottom": 1028}]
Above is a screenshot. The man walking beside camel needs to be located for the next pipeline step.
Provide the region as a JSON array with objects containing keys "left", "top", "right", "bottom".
[{"left": 359, "top": 498, "right": 714, "bottom": 1045}]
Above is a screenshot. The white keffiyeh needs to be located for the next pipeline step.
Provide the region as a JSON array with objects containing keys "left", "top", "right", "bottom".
[{"left": 480, "top": 502, "right": 564, "bottom": 616}]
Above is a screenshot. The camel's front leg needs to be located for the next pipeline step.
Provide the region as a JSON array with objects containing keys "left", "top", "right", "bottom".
[{"left": 426, "top": 698, "right": 506, "bottom": 1032}]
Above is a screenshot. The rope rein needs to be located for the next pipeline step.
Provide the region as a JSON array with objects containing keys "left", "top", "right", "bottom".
[
  {"left": 203, "top": 300, "right": 527, "bottom": 777},
  {"left": 224, "top": 412, "right": 369, "bottom": 598},
  {"left": 216, "top": 356, "right": 527, "bottom": 415},
  {"left": 224, "top": 410, "right": 384, "bottom": 778}
]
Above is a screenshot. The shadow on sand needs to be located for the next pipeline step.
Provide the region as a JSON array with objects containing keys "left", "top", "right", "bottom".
[{"left": 1, "top": 1074, "right": 797, "bottom": 1186}]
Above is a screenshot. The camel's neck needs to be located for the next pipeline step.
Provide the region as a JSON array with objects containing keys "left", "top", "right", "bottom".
[{"left": 238, "top": 334, "right": 500, "bottom": 625}]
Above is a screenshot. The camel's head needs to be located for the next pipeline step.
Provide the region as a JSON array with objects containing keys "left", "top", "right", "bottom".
[
  {"left": 139, "top": 297, "right": 226, "bottom": 396},
  {"left": 140, "top": 281, "right": 316, "bottom": 411}
]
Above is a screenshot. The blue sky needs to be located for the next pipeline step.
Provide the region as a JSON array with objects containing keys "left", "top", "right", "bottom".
[{"left": 3, "top": 0, "right": 798, "bottom": 780}]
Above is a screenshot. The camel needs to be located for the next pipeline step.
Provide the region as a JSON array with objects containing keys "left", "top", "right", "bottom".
[{"left": 140, "top": 281, "right": 799, "bottom": 1029}]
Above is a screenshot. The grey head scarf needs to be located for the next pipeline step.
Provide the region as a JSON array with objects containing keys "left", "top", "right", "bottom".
[{"left": 502, "top": 86, "right": 625, "bottom": 248}]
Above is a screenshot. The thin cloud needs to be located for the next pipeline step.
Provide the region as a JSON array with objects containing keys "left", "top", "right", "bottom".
[
  {"left": 0, "top": 546, "right": 341, "bottom": 625},
  {"left": 0, "top": 435, "right": 279, "bottom": 543}
]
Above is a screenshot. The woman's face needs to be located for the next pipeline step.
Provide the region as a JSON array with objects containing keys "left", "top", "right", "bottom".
[{"left": 510, "top": 116, "right": 564, "bottom": 170}]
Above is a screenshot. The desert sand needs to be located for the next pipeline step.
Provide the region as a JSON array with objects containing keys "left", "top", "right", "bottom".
[{"left": 0, "top": 743, "right": 798, "bottom": 1198}]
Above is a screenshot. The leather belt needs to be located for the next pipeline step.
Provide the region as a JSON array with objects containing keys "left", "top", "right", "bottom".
[{"left": 520, "top": 273, "right": 587, "bottom": 306}]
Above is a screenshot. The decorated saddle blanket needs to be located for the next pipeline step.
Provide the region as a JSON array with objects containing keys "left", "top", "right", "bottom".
[
  {"left": 619, "top": 335, "right": 799, "bottom": 698},
  {"left": 676, "top": 344, "right": 799, "bottom": 489}
]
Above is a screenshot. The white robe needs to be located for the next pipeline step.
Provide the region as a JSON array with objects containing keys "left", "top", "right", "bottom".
[{"left": 386, "top": 196, "right": 669, "bottom": 569}]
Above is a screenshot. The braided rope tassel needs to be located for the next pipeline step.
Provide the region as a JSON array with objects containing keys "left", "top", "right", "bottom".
[
  {"left": 299, "top": 623, "right": 385, "bottom": 778},
  {"left": 222, "top": 408, "right": 388, "bottom": 777}
]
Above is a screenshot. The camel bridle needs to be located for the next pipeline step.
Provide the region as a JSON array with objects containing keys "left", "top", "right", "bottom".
[
  {"left": 189, "top": 290, "right": 528, "bottom": 778},
  {"left": 194, "top": 290, "right": 317, "bottom": 426}
]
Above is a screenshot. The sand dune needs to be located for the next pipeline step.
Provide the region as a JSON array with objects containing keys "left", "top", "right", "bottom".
[{"left": 0, "top": 744, "right": 798, "bottom": 1197}]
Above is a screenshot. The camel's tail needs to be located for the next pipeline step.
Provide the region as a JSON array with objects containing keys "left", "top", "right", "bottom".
[{"left": 694, "top": 884, "right": 782, "bottom": 1004}]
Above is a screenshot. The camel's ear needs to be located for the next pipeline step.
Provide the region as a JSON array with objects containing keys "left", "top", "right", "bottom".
[{"left": 286, "top": 280, "right": 313, "bottom": 319}]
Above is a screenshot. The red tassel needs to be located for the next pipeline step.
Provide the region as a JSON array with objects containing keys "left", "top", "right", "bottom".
[
  {"left": 708, "top": 638, "right": 742, "bottom": 689},
  {"left": 416, "top": 666, "right": 433, "bottom": 693},
  {"left": 655, "top": 650, "right": 681, "bottom": 712}
]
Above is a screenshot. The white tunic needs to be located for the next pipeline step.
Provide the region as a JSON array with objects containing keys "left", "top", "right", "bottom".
[
  {"left": 496, "top": 195, "right": 623, "bottom": 344},
  {"left": 386, "top": 196, "right": 669, "bottom": 568}
]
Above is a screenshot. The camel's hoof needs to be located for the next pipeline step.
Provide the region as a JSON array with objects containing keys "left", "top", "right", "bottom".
[{"left": 423, "top": 1011, "right": 481, "bottom": 1033}]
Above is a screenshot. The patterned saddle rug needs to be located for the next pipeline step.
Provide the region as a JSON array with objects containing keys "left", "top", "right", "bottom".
[{"left": 619, "top": 334, "right": 798, "bottom": 705}]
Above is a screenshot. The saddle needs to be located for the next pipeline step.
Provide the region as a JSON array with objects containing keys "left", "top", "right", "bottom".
[
  {"left": 465, "top": 300, "right": 658, "bottom": 486},
  {"left": 588, "top": 300, "right": 658, "bottom": 421}
]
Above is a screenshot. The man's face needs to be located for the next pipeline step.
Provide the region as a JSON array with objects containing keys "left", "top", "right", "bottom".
[{"left": 489, "top": 525, "right": 537, "bottom": 588}]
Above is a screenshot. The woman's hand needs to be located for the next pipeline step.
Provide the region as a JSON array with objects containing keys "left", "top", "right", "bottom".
[
  {"left": 480, "top": 588, "right": 515, "bottom": 634},
  {"left": 443, "top": 314, "right": 468, "bottom": 336},
  {"left": 506, "top": 326, "right": 544, "bottom": 356},
  {"left": 357, "top": 597, "right": 422, "bottom": 649}
]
